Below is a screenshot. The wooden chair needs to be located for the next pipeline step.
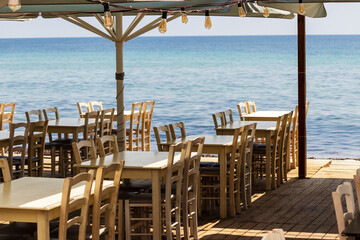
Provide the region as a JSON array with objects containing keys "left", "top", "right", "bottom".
[
  {"left": 25, "top": 110, "right": 42, "bottom": 123},
  {"left": 89, "top": 101, "right": 103, "bottom": 112},
  {"left": 140, "top": 101, "right": 155, "bottom": 151},
  {"left": 182, "top": 137, "right": 204, "bottom": 240},
  {"left": 223, "top": 109, "right": 233, "bottom": 124},
  {"left": 96, "top": 135, "right": 119, "bottom": 157},
  {"left": 169, "top": 122, "right": 186, "bottom": 140},
  {"left": 332, "top": 181, "right": 355, "bottom": 240},
  {"left": 126, "top": 102, "right": 143, "bottom": 151},
  {"left": 25, "top": 120, "right": 48, "bottom": 177},
  {"left": 239, "top": 123, "right": 256, "bottom": 211},
  {"left": 199, "top": 127, "right": 245, "bottom": 217},
  {"left": 124, "top": 142, "right": 186, "bottom": 240},
  {"left": 0, "top": 103, "right": 15, "bottom": 130},
  {"left": 212, "top": 111, "right": 225, "bottom": 129},
  {"left": 1, "top": 123, "right": 28, "bottom": 179},
  {"left": 237, "top": 102, "right": 249, "bottom": 121},
  {"left": 153, "top": 125, "right": 172, "bottom": 152},
  {"left": 84, "top": 111, "right": 100, "bottom": 140},
  {"left": 91, "top": 162, "right": 124, "bottom": 240},
  {"left": 281, "top": 112, "right": 293, "bottom": 182},
  {"left": 77, "top": 102, "right": 91, "bottom": 118},
  {"left": 262, "top": 229, "right": 286, "bottom": 240},
  {"left": 72, "top": 140, "right": 97, "bottom": 166},
  {"left": 246, "top": 101, "right": 256, "bottom": 113},
  {"left": 52, "top": 171, "right": 95, "bottom": 240},
  {"left": 0, "top": 158, "right": 11, "bottom": 183},
  {"left": 99, "top": 108, "right": 114, "bottom": 137}
]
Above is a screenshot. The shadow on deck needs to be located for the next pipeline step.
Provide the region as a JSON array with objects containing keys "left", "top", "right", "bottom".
[{"left": 198, "top": 159, "right": 360, "bottom": 240}]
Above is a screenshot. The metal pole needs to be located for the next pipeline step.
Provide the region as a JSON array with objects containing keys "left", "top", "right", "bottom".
[
  {"left": 298, "top": 14, "right": 307, "bottom": 178},
  {"left": 115, "top": 13, "right": 125, "bottom": 151}
]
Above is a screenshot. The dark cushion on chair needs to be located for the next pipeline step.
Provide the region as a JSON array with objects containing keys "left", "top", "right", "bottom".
[
  {"left": 50, "top": 225, "right": 106, "bottom": 240},
  {"left": 0, "top": 222, "right": 37, "bottom": 238},
  {"left": 120, "top": 180, "right": 152, "bottom": 193},
  {"left": 53, "top": 138, "right": 73, "bottom": 144},
  {"left": 13, "top": 156, "right": 39, "bottom": 165},
  {"left": 200, "top": 162, "right": 218, "bottom": 168},
  {"left": 0, "top": 156, "right": 8, "bottom": 159}
]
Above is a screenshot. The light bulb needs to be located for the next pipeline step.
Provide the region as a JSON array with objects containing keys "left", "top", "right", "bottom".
[
  {"left": 8, "top": 0, "right": 21, "bottom": 12},
  {"left": 158, "top": 11, "right": 167, "bottom": 34},
  {"left": 104, "top": 11, "right": 114, "bottom": 30},
  {"left": 204, "top": 10, "right": 212, "bottom": 30},
  {"left": 238, "top": 2, "right": 246, "bottom": 18},
  {"left": 299, "top": 3, "right": 306, "bottom": 15},
  {"left": 181, "top": 12, "right": 188, "bottom": 24},
  {"left": 263, "top": 7, "right": 269, "bottom": 18}
]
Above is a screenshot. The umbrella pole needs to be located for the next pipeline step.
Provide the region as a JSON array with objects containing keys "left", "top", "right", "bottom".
[
  {"left": 298, "top": 14, "right": 307, "bottom": 178},
  {"left": 115, "top": 13, "right": 126, "bottom": 151}
]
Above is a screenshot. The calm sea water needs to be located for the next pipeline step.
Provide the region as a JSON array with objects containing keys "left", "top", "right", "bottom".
[{"left": 0, "top": 35, "right": 359, "bottom": 158}]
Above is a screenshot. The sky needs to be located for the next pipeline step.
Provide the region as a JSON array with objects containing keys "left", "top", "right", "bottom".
[{"left": 0, "top": 3, "right": 359, "bottom": 38}]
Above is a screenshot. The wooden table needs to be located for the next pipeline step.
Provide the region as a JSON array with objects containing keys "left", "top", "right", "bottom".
[
  {"left": 242, "top": 111, "right": 290, "bottom": 121},
  {"left": 215, "top": 121, "right": 276, "bottom": 190},
  {"left": 0, "top": 177, "right": 111, "bottom": 240},
  {"left": 104, "top": 110, "right": 131, "bottom": 122},
  {"left": 343, "top": 214, "right": 360, "bottom": 239},
  {"left": 0, "top": 130, "right": 23, "bottom": 148},
  {"left": 47, "top": 118, "right": 95, "bottom": 142},
  {"left": 159, "top": 135, "right": 234, "bottom": 218},
  {"left": 75, "top": 151, "right": 179, "bottom": 240}
]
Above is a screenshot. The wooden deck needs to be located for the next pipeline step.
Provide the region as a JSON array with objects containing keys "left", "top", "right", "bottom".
[{"left": 198, "top": 159, "right": 360, "bottom": 240}]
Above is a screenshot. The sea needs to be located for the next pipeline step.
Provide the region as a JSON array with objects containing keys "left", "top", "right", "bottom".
[{"left": 0, "top": 35, "right": 359, "bottom": 158}]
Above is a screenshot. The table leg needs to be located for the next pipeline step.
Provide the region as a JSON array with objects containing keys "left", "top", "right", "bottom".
[
  {"left": 152, "top": 170, "right": 161, "bottom": 240},
  {"left": 37, "top": 212, "right": 49, "bottom": 240},
  {"left": 265, "top": 132, "right": 272, "bottom": 191},
  {"left": 219, "top": 148, "right": 227, "bottom": 218}
]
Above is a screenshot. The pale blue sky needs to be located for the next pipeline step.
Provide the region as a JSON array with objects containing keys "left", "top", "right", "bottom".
[{"left": 0, "top": 3, "right": 359, "bottom": 38}]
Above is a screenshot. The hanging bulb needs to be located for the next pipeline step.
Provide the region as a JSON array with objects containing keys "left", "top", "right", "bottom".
[
  {"left": 103, "top": 3, "right": 114, "bottom": 30},
  {"left": 8, "top": 0, "right": 21, "bottom": 12},
  {"left": 238, "top": 1, "right": 246, "bottom": 18},
  {"left": 159, "top": 11, "right": 167, "bottom": 34},
  {"left": 181, "top": 8, "right": 188, "bottom": 24},
  {"left": 299, "top": 3, "right": 306, "bottom": 15},
  {"left": 204, "top": 10, "right": 212, "bottom": 30},
  {"left": 263, "top": 7, "right": 269, "bottom": 18}
]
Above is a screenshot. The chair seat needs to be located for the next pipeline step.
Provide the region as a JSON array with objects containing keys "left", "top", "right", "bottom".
[
  {"left": 200, "top": 161, "right": 218, "bottom": 168},
  {"left": 127, "top": 192, "right": 174, "bottom": 204},
  {"left": 0, "top": 155, "right": 8, "bottom": 159},
  {"left": 200, "top": 166, "right": 235, "bottom": 175},
  {"left": 118, "top": 191, "right": 138, "bottom": 200},
  {"left": 0, "top": 222, "right": 37, "bottom": 239},
  {"left": 120, "top": 180, "right": 152, "bottom": 193},
  {"left": 53, "top": 138, "right": 73, "bottom": 144},
  {"left": 13, "top": 156, "right": 39, "bottom": 165}
]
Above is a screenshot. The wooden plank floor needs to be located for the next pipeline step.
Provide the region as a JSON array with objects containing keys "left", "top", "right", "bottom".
[{"left": 197, "top": 159, "right": 360, "bottom": 240}]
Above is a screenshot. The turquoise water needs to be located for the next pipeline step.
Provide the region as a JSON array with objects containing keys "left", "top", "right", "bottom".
[{"left": 1, "top": 35, "right": 360, "bottom": 158}]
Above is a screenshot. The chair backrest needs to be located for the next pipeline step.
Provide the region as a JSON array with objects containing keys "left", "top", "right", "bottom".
[
  {"left": 223, "top": 109, "right": 233, "bottom": 124},
  {"left": 84, "top": 111, "right": 100, "bottom": 140},
  {"left": 237, "top": 102, "right": 249, "bottom": 121},
  {"left": 127, "top": 102, "right": 143, "bottom": 151},
  {"left": 262, "top": 229, "right": 286, "bottom": 240},
  {"left": 77, "top": 102, "right": 91, "bottom": 118},
  {"left": 0, "top": 103, "right": 16, "bottom": 130},
  {"left": 212, "top": 111, "right": 225, "bottom": 129},
  {"left": 306, "top": 101, "right": 310, "bottom": 118},
  {"left": 140, "top": 101, "right": 155, "bottom": 151},
  {"left": 153, "top": 125, "right": 172, "bottom": 152},
  {"left": 0, "top": 158, "right": 11, "bottom": 183},
  {"left": 169, "top": 122, "right": 186, "bottom": 140},
  {"left": 99, "top": 108, "right": 114, "bottom": 137},
  {"left": 72, "top": 140, "right": 97, "bottom": 165},
  {"left": 59, "top": 171, "right": 94, "bottom": 240},
  {"left": 282, "top": 112, "right": 293, "bottom": 168},
  {"left": 8, "top": 122, "right": 28, "bottom": 179},
  {"left": 165, "top": 142, "right": 187, "bottom": 240},
  {"left": 182, "top": 137, "right": 205, "bottom": 240},
  {"left": 355, "top": 173, "right": 360, "bottom": 216},
  {"left": 332, "top": 181, "right": 355, "bottom": 240},
  {"left": 28, "top": 120, "right": 48, "bottom": 177},
  {"left": 25, "top": 110, "right": 42, "bottom": 123},
  {"left": 96, "top": 135, "right": 119, "bottom": 157},
  {"left": 92, "top": 162, "right": 124, "bottom": 240},
  {"left": 247, "top": 101, "right": 256, "bottom": 113},
  {"left": 89, "top": 101, "right": 103, "bottom": 112},
  {"left": 43, "top": 107, "right": 61, "bottom": 141}
]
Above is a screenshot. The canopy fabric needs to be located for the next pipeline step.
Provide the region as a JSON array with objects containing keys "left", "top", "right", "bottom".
[{"left": 258, "top": 2, "right": 326, "bottom": 17}]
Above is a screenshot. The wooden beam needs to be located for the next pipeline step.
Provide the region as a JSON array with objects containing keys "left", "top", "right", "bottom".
[
  {"left": 94, "top": 14, "right": 117, "bottom": 40},
  {"left": 298, "top": 14, "right": 307, "bottom": 178},
  {"left": 120, "top": 13, "right": 146, "bottom": 42}
]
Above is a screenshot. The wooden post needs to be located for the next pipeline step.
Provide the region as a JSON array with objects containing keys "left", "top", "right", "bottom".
[
  {"left": 298, "top": 14, "right": 307, "bottom": 178},
  {"left": 115, "top": 13, "right": 126, "bottom": 151}
]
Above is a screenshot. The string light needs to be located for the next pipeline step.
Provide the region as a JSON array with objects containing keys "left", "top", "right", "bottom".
[
  {"left": 181, "top": 8, "right": 188, "bottom": 24},
  {"left": 8, "top": 0, "right": 21, "bottom": 12},
  {"left": 204, "top": 10, "right": 212, "bottom": 30},
  {"left": 263, "top": 7, "right": 269, "bottom": 18},
  {"left": 103, "top": 3, "right": 114, "bottom": 30},
  {"left": 238, "top": 1, "right": 246, "bottom": 18},
  {"left": 159, "top": 11, "right": 167, "bottom": 34},
  {"left": 299, "top": 0, "right": 306, "bottom": 15}
]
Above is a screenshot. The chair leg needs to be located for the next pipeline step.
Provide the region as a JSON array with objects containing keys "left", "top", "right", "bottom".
[
  {"left": 118, "top": 200, "right": 124, "bottom": 240},
  {"left": 124, "top": 200, "right": 131, "bottom": 240}
]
